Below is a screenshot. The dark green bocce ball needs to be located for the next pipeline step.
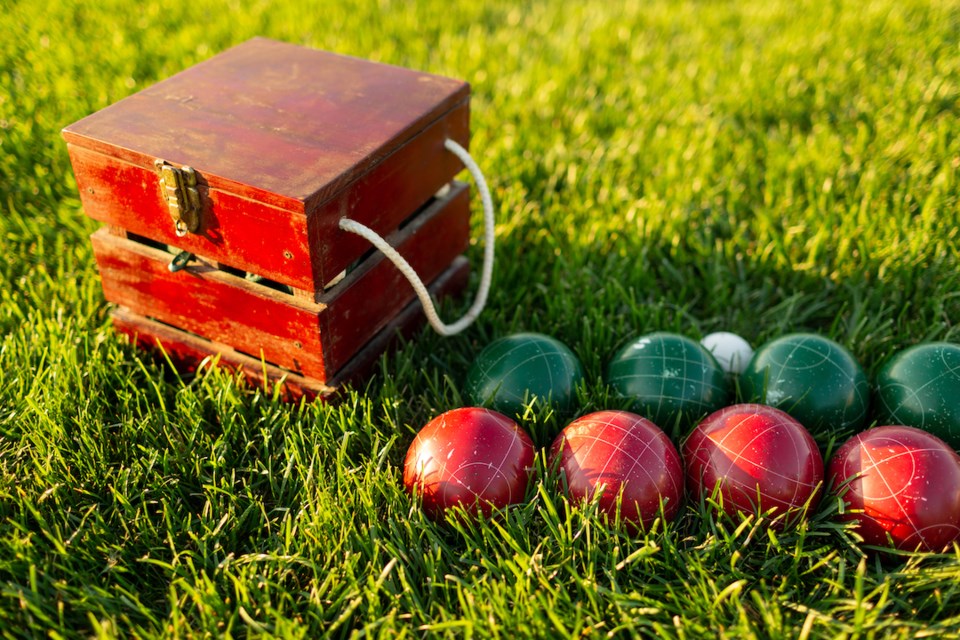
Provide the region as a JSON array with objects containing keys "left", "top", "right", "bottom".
[
  {"left": 740, "top": 333, "right": 869, "bottom": 435},
  {"left": 606, "top": 332, "right": 728, "bottom": 431},
  {"left": 875, "top": 342, "right": 960, "bottom": 449},
  {"left": 465, "top": 333, "right": 585, "bottom": 418}
]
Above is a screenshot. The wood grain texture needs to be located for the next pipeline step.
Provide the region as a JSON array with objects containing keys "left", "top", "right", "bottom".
[
  {"left": 319, "top": 183, "right": 471, "bottom": 369},
  {"left": 308, "top": 100, "right": 469, "bottom": 286},
  {"left": 67, "top": 143, "right": 315, "bottom": 290},
  {"left": 92, "top": 229, "right": 328, "bottom": 377},
  {"left": 62, "top": 38, "right": 469, "bottom": 206},
  {"left": 92, "top": 182, "right": 470, "bottom": 382},
  {"left": 62, "top": 38, "right": 471, "bottom": 290},
  {"left": 111, "top": 256, "right": 470, "bottom": 402},
  {"left": 111, "top": 307, "right": 335, "bottom": 402}
]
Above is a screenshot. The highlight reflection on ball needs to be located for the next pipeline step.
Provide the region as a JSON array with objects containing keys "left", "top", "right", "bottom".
[
  {"left": 606, "top": 332, "right": 728, "bottom": 432},
  {"left": 874, "top": 343, "right": 960, "bottom": 449},
  {"left": 829, "top": 425, "right": 960, "bottom": 552},
  {"left": 740, "top": 333, "right": 869, "bottom": 435},
  {"left": 550, "top": 410, "right": 684, "bottom": 529},
  {"left": 403, "top": 407, "right": 536, "bottom": 519},
  {"left": 683, "top": 403, "right": 823, "bottom": 525}
]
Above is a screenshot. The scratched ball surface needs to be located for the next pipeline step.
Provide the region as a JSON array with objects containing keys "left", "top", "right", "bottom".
[
  {"left": 466, "top": 333, "right": 585, "bottom": 418},
  {"left": 683, "top": 404, "right": 823, "bottom": 523},
  {"left": 403, "top": 408, "right": 535, "bottom": 519},
  {"left": 828, "top": 426, "right": 960, "bottom": 552},
  {"left": 606, "top": 332, "right": 728, "bottom": 431},
  {"left": 550, "top": 410, "right": 684, "bottom": 529},
  {"left": 874, "top": 343, "right": 960, "bottom": 449},
  {"left": 740, "top": 333, "right": 869, "bottom": 435},
  {"left": 701, "top": 331, "right": 754, "bottom": 375}
]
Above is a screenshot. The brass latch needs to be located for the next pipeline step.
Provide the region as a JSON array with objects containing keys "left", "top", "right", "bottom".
[{"left": 155, "top": 159, "right": 201, "bottom": 237}]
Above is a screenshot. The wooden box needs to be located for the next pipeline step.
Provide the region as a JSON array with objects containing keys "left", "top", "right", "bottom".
[{"left": 62, "top": 38, "right": 475, "bottom": 399}]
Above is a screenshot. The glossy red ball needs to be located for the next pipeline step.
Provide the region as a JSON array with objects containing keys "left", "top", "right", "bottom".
[
  {"left": 683, "top": 404, "right": 823, "bottom": 523},
  {"left": 549, "top": 410, "right": 684, "bottom": 529},
  {"left": 403, "top": 407, "right": 535, "bottom": 519},
  {"left": 828, "top": 426, "right": 960, "bottom": 552}
]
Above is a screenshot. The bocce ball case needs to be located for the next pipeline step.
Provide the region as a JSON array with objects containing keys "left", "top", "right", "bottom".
[{"left": 62, "top": 37, "right": 477, "bottom": 399}]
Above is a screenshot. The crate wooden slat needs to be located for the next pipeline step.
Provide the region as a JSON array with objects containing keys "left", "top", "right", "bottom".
[
  {"left": 92, "top": 183, "right": 470, "bottom": 381},
  {"left": 112, "top": 256, "right": 470, "bottom": 402}
]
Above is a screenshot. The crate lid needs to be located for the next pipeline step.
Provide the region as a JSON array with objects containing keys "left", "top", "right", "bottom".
[
  {"left": 62, "top": 38, "right": 471, "bottom": 292},
  {"left": 63, "top": 37, "right": 468, "bottom": 212}
]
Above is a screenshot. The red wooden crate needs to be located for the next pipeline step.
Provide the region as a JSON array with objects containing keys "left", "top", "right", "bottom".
[
  {"left": 62, "top": 38, "right": 478, "bottom": 397},
  {"left": 63, "top": 37, "right": 470, "bottom": 294}
]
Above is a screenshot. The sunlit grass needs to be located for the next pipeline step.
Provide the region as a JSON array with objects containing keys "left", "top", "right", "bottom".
[{"left": 2, "top": 0, "right": 960, "bottom": 636}]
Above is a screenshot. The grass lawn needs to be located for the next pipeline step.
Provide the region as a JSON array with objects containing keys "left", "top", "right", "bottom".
[{"left": 3, "top": 0, "right": 960, "bottom": 637}]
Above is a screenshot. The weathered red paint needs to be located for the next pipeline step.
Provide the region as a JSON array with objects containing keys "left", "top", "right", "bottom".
[
  {"left": 63, "top": 37, "right": 470, "bottom": 291},
  {"left": 112, "top": 256, "right": 470, "bottom": 402},
  {"left": 93, "top": 184, "right": 470, "bottom": 382},
  {"left": 63, "top": 39, "right": 477, "bottom": 396}
]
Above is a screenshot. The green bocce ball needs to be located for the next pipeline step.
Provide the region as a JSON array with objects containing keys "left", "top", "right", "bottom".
[
  {"left": 606, "top": 332, "right": 728, "bottom": 431},
  {"left": 740, "top": 333, "right": 869, "bottom": 435},
  {"left": 875, "top": 342, "right": 960, "bottom": 449},
  {"left": 466, "top": 333, "right": 585, "bottom": 417}
]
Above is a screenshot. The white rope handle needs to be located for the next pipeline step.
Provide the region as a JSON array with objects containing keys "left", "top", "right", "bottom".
[{"left": 338, "top": 138, "right": 495, "bottom": 337}]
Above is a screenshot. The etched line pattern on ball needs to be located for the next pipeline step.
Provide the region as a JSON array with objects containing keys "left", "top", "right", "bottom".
[
  {"left": 572, "top": 413, "right": 681, "bottom": 501},
  {"left": 877, "top": 383, "right": 928, "bottom": 428},
  {"left": 473, "top": 340, "right": 564, "bottom": 405},
  {"left": 848, "top": 435, "right": 942, "bottom": 546},
  {"left": 615, "top": 335, "right": 726, "bottom": 412},
  {"left": 711, "top": 412, "right": 816, "bottom": 509},
  {"left": 765, "top": 337, "right": 868, "bottom": 426},
  {"left": 879, "top": 349, "right": 960, "bottom": 428},
  {"left": 445, "top": 410, "right": 525, "bottom": 505},
  {"left": 711, "top": 411, "right": 815, "bottom": 509},
  {"left": 478, "top": 416, "right": 526, "bottom": 502},
  {"left": 829, "top": 425, "right": 960, "bottom": 550},
  {"left": 685, "top": 404, "right": 824, "bottom": 527},
  {"left": 855, "top": 437, "right": 923, "bottom": 544}
]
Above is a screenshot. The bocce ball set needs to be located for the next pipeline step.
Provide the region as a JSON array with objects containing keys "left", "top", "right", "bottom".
[
  {"left": 61, "top": 37, "right": 494, "bottom": 401},
  {"left": 404, "top": 332, "right": 960, "bottom": 553},
  {"left": 62, "top": 39, "right": 960, "bottom": 552}
]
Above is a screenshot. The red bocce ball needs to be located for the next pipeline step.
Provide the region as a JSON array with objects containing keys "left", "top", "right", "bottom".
[
  {"left": 403, "top": 407, "right": 535, "bottom": 519},
  {"left": 550, "top": 410, "right": 684, "bottom": 529},
  {"left": 683, "top": 404, "right": 823, "bottom": 524},
  {"left": 828, "top": 425, "right": 960, "bottom": 552}
]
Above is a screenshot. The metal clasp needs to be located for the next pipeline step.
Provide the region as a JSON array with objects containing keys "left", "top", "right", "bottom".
[
  {"left": 155, "top": 159, "right": 202, "bottom": 237},
  {"left": 167, "top": 249, "right": 194, "bottom": 273}
]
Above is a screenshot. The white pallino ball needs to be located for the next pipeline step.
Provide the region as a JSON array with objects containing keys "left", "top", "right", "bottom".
[{"left": 701, "top": 332, "right": 754, "bottom": 375}]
